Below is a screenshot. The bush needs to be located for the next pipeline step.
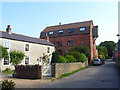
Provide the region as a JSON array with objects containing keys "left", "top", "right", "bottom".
[
  {"left": 69, "top": 46, "right": 90, "bottom": 57},
  {"left": 2, "top": 80, "right": 15, "bottom": 90},
  {"left": 65, "top": 55, "right": 76, "bottom": 62},
  {"left": 68, "top": 51, "right": 87, "bottom": 63},
  {"left": 51, "top": 51, "right": 60, "bottom": 63},
  {"left": 59, "top": 56, "right": 69, "bottom": 63},
  {"left": 3, "top": 68, "right": 11, "bottom": 72}
]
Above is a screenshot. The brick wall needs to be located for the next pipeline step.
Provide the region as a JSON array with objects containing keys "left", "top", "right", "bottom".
[
  {"left": 49, "top": 34, "right": 90, "bottom": 55},
  {"left": 14, "top": 65, "right": 43, "bottom": 79},
  {"left": 51, "top": 60, "right": 88, "bottom": 78}
]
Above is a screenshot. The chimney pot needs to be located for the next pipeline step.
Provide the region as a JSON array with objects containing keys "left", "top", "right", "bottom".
[{"left": 6, "top": 25, "right": 11, "bottom": 34}]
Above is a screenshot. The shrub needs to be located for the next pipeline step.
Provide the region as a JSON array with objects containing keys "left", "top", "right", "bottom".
[
  {"left": 68, "top": 51, "right": 87, "bottom": 63},
  {"left": 69, "top": 46, "right": 90, "bottom": 57},
  {"left": 59, "top": 56, "right": 69, "bottom": 63},
  {"left": 10, "top": 51, "right": 25, "bottom": 66},
  {"left": 65, "top": 55, "right": 76, "bottom": 62},
  {"left": 2, "top": 80, "right": 15, "bottom": 90},
  {"left": 51, "top": 51, "right": 60, "bottom": 63},
  {"left": 3, "top": 68, "right": 11, "bottom": 72}
]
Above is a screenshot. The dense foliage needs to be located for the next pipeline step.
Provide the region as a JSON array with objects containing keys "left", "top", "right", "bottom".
[
  {"left": 2, "top": 80, "right": 15, "bottom": 90},
  {"left": 0, "top": 45, "right": 9, "bottom": 59},
  {"left": 97, "top": 46, "right": 108, "bottom": 59},
  {"left": 68, "top": 51, "right": 87, "bottom": 63},
  {"left": 51, "top": 51, "right": 60, "bottom": 63},
  {"left": 99, "top": 41, "right": 115, "bottom": 57},
  {"left": 10, "top": 50, "right": 25, "bottom": 66},
  {"left": 69, "top": 46, "right": 90, "bottom": 57},
  {"left": 65, "top": 55, "right": 76, "bottom": 62},
  {"left": 59, "top": 56, "right": 69, "bottom": 63}
]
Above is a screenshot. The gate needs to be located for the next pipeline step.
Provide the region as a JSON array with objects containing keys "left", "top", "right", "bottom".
[{"left": 43, "top": 65, "right": 51, "bottom": 77}]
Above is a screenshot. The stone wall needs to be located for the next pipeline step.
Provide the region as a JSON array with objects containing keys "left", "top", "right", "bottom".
[
  {"left": 51, "top": 60, "right": 88, "bottom": 78},
  {"left": 14, "top": 65, "right": 43, "bottom": 79}
]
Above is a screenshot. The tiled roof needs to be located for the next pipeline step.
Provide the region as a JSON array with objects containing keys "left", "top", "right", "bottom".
[
  {"left": 43, "top": 20, "right": 93, "bottom": 32},
  {"left": 0, "top": 31, "right": 54, "bottom": 46}
]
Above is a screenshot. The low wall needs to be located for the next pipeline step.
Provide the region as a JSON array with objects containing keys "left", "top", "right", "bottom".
[
  {"left": 14, "top": 65, "right": 43, "bottom": 79},
  {"left": 51, "top": 60, "right": 88, "bottom": 78}
]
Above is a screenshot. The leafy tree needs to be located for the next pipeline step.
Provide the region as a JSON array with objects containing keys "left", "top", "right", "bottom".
[
  {"left": 65, "top": 55, "right": 76, "bottom": 62},
  {"left": 51, "top": 51, "right": 60, "bottom": 63},
  {"left": 68, "top": 51, "right": 87, "bottom": 63},
  {"left": 97, "top": 46, "right": 108, "bottom": 59},
  {"left": 69, "top": 46, "right": 90, "bottom": 57},
  {"left": 99, "top": 41, "right": 115, "bottom": 57},
  {"left": 0, "top": 45, "right": 9, "bottom": 59},
  {"left": 10, "top": 51, "right": 25, "bottom": 66}
]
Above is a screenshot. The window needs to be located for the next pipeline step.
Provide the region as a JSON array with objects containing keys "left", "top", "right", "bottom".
[
  {"left": 58, "top": 30, "right": 63, "bottom": 34},
  {"left": 68, "top": 40, "right": 74, "bottom": 46},
  {"left": 47, "top": 47, "right": 50, "bottom": 53},
  {"left": 47, "top": 58, "right": 50, "bottom": 64},
  {"left": 80, "top": 27, "right": 85, "bottom": 31},
  {"left": 49, "top": 31, "right": 54, "bottom": 35},
  {"left": 4, "top": 59, "right": 9, "bottom": 65},
  {"left": 25, "top": 44, "right": 29, "bottom": 51},
  {"left": 3, "top": 40, "right": 10, "bottom": 49},
  {"left": 57, "top": 42, "right": 62, "bottom": 47},
  {"left": 39, "top": 57, "right": 42, "bottom": 65},
  {"left": 69, "top": 29, "right": 74, "bottom": 33},
  {"left": 25, "top": 57, "right": 29, "bottom": 65}
]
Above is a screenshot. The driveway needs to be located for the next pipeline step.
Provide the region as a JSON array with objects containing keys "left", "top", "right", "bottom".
[
  {"left": 42, "top": 59, "right": 118, "bottom": 88},
  {"left": 1, "top": 59, "right": 119, "bottom": 89}
]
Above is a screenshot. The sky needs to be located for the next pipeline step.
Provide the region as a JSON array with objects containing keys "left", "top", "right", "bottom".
[{"left": 1, "top": 1, "right": 119, "bottom": 45}]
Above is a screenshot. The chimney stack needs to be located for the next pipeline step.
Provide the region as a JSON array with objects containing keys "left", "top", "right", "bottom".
[
  {"left": 45, "top": 32, "right": 49, "bottom": 41},
  {"left": 59, "top": 22, "right": 61, "bottom": 26},
  {"left": 6, "top": 25, "right": 11, "bottom": 34}
]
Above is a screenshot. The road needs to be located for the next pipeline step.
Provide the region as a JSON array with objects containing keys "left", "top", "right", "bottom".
[{"left": 42, "top": 59, "right": 119, "bottom": 88}]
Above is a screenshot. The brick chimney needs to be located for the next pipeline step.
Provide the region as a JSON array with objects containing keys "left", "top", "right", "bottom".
[
  {"left": 46, "top": 32, "right": 49, "bottom": 41},
  {"left": 6, "top": 25, "right": 11, "bottom": 34}
]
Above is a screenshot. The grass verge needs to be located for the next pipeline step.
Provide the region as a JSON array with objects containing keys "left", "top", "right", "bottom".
[
  {"left": 2, "top": 70, "right": 14, "bottom": 74},
  {"left": 56, "top": 66, "right": 89, "bottom": 79}
]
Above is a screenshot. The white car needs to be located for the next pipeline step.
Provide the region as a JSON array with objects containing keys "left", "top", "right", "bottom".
[{"left": 93, "top": 59, "right": 102, "bottom": 65}]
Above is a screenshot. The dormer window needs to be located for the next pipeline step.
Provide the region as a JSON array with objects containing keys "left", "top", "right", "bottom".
[
  {"left": 58, "top": 30, "right": 63, "bottom": 34},
  {"left": 49, "top": 31, "right": 54, "bottom": 35},
  {"left": 80, "top": 27, "right": 85, "bottom": 31},
  {"left": 69, "top": 29, "right": 74, "bottom": 33}
]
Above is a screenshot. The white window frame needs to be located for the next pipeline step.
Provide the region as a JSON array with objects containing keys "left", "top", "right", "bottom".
[
  {"left": 3, "top": 57, "right": 10, "bottom": 66},
  {"left": 24, "top": 56, "right": 30, "bottom": 65},
  {"left": 47, "top": 47, "right": 50, "bottom": 53},
  {"left": 58, "top": 30, "right": 63, "bottom": 34},
  {"left": 49, "top": 31, "right": 54, "bottom": 35},
  {"left": 25, "top": 44, "right": 30, "bottom": 52},
  {"left": 3, "top": 40, "right": 10, "bottom": 49},
  {"left": 39, "top": 57, "right": 42, "bottom": 66},
  {"left": 80, "top": 27, "right": 86, "bottom": 31}
]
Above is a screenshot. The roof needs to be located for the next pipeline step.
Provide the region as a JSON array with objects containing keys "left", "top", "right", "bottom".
[
  {"left": 0, "top": 31, "right": 54, "bottom": 46},
  {"left": 43, "top": 20, "right": 93, "bottom": 32}
]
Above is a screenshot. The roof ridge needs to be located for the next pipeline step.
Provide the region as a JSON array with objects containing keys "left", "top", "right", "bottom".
[
  {"left": 46, "top": 20, "right": 93, "bottom": 28},
  {"left": 0, "top": 31, "right": 45, "bottom": 41}
]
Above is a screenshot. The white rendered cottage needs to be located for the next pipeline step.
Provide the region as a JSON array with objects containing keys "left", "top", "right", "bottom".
[{"left": 0, "top": 25, "right": 55, "bottom": 71}]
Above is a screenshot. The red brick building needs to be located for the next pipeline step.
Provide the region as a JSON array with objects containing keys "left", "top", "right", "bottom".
[{"left": 40, "top": 20, "right": 98, "bottom": 64}]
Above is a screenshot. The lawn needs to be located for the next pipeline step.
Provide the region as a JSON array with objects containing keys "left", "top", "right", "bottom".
[{"left": 2, "top": 70, "right": 14, "bottom": 74}]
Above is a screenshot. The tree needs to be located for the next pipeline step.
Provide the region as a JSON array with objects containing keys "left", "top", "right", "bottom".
[
  {"left": 65, "top": 55, "right": 76, "bottom": 62},
  {"left": 99, "top": 41, "right": 115, "bottom": 57},
  {"left": 51, "top": 51, "right": 60, "bottom": 63},
  {"left": 69, "top": 46, "right": 90, "bottom": 57},
  {"left": 97, "top": 46, "right": 108, "bottom": 59},
  {"left": 0, "top": 45, "right": 9, "bottom": 59},
  {"left": 10, "top": 50, "right": 25, "bottom": 66}
]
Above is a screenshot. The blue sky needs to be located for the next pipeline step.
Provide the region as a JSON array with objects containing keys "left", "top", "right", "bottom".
[{"left": 2, "top": 2, "right": 118, "bottom": 45}]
